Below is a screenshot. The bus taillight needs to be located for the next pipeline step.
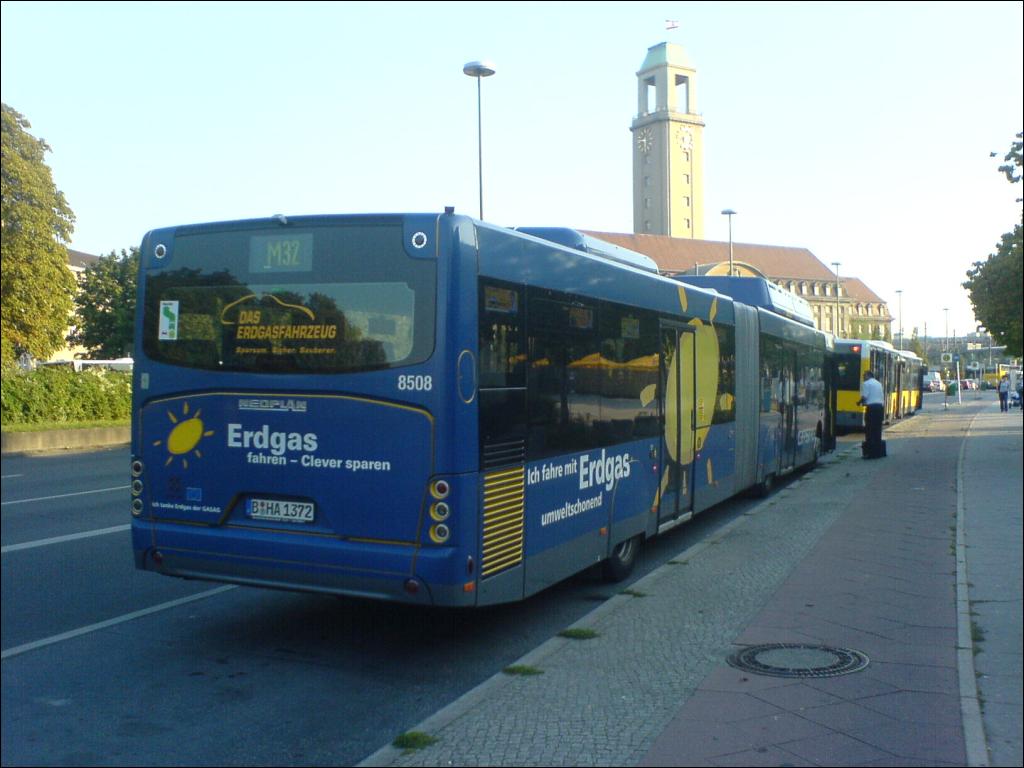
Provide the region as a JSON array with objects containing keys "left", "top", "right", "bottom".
[
  {"left": 431, "top": 479, "right": 450, "bottom": 499},
  {"left": 131, "top": 458, "right": 144, "bottom": 516}
]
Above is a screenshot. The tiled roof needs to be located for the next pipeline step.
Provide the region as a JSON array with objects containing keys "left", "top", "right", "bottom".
[
  {"left": 67, "top": 249, "right": 100, "bottom": 269},
  {"left": 582, "top": 231, "right": 839, "bottom": 282},
  {"left": 841, "top": 277, "right": 886, "bottom": 305}
]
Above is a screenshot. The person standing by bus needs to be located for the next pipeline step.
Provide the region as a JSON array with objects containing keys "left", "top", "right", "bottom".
[
  {"left": 997, "top": 374, "right": 1010, "bottom": 412},
  {"left": 859, "top": 370, "right": 885, "bottom": 458}
]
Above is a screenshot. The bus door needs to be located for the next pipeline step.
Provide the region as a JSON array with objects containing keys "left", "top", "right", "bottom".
[
  {"left": 894, "top": 361, "right": 904, "bottom": 418},
  {"left": 823, "top": 351, "right": 838, "bottom": 452},
  {"left": 780, "top": 348, "right": 799, "bottom": 470},
  {"left": 659, "top": 324, "right": 696, "bottom": 525}
]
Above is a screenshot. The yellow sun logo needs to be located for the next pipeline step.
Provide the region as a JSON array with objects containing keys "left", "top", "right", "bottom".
[{"left": 153, "top": 401, "right": 215, "bottom": 469}]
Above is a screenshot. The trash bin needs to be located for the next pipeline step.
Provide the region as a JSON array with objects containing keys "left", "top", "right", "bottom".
[{"left": 946, "top": 381, "right": 958, "bottom": 395}]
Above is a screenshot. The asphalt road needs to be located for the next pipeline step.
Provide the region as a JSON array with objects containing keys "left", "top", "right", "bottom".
[{"left": 2, "top": 442, "right": 785, "bottom": 766}]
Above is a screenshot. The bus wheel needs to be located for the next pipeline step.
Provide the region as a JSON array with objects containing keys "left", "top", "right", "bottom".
[
  {"left": 753, "top": 473, "right": 775, "bottom": 498},
  {"left": 602, "top": 535, "right": 642, "bottom": 582}
]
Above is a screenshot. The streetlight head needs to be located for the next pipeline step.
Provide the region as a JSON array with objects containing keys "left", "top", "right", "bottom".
[
  {"left": 721, "top": 209, "right": 736, "bottom": 216},
  {"left": 463, "top": 60, "right": 496, "bottom": 78}
]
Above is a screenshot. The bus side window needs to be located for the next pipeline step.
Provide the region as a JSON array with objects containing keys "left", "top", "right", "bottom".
[
  {"left": 714, "top": 324, "right": 736, "bottom": 424},
  {"left": 598, "top": 306, "right": 660, "bottom": 441},
  {"left": 526, "top": 292, "right": 599, "bottom": 458},
  {"left": 478, "top": 282, "right": 524, "bottom": 388}
]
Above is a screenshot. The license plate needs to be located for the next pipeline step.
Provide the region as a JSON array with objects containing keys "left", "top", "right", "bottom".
[{"left": 247, "top": 498, "right": 315, "bottom": 523}]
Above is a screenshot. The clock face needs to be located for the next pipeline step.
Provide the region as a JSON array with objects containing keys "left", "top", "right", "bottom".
[
  {"left": 636, "top": 127, "right": 653, "bottom": 153},
  {"left": 676, "top": 127, "right": 693, "bottom": 150}
]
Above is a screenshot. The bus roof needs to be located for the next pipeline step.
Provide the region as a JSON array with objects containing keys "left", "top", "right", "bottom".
[
  {"left": 513, "top": 227, "right": 660, "bottom": 274},
  {"left": 671, "top": 276, "right": 816, "bottom": 327}
]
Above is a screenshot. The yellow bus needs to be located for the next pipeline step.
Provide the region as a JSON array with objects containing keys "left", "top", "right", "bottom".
[{"left": 834, "top": 339, "right": 900, "bottom": 432}]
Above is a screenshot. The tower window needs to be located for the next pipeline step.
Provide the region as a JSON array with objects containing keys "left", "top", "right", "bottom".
[
  {"left": 644, "top": 77, "right": 656, "bottom": 114},
  {"left": 675, "top": 74, "right": 689, "bottom": 113}
]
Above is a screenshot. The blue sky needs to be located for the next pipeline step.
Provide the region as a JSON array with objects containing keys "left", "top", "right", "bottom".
[{"left": 2, "top": 1, "right": 1021, "bottom": 341}]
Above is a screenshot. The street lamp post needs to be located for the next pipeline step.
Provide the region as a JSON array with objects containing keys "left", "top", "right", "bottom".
[
  {"left": 943, "top": 307, "right": 949, "bottom": 352},
  {"left": 895, "top": 290, "right": 903, "bottom": 350},
  {"left": 463, "top": 60, "right": 496, "bottom": 220},
  {"left": 831, "top": 262, "right": 841, "bottom": 337},
  {"left": 721, "top": 209, "right": 736, "bottom": 276}
]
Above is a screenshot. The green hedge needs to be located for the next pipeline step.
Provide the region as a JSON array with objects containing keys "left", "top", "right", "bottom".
[{"left": 0, "top": 366, "right": 132, "bottom": 426}]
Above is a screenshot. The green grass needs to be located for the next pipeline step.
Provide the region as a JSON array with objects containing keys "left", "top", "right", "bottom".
[
  {"left": 503, "top": 665, "right": 544, "bottom": 676},
  {"left": 559, "top": 628, "right": 599, "bottom": 640},
  {"left": 971, "top": 621, "right": 986, "bottom": 644},
  {"left": 2, "top": 418, "right": 129, "bottom": 433},
  {"left": 392, "top": 731, "right": 438, "bottom": 752}
]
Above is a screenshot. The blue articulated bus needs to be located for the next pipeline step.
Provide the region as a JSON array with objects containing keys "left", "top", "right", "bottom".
[{"left": 130, "top": 213, "right": 831, "bottom": 606}]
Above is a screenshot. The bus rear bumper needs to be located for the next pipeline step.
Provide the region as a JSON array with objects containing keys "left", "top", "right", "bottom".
[{"left": 132, "top": 522, "right": 476, "bottom": 607}]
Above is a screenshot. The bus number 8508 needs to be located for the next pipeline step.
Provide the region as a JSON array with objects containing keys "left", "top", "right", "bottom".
[{"left": 398, "top": 375, "right": 433, "bottom": 391}]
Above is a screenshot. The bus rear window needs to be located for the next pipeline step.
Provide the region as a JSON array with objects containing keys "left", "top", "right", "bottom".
[
  {"left": 835, "top": 353, "right": 862, "bottom": 390},
  {"left": 142, "top": 223, "right": 435, "bottom": 373}
]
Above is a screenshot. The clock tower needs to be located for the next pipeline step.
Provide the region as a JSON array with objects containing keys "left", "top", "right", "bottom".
[{"left": 631, "top": 42, "right": 705, "bottom": 238}]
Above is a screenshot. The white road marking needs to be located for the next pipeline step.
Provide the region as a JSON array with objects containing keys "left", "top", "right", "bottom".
[
  {"left": 1, "top": 485, "right": 129, "bottom": 506},
  {"left": 1, "top": 586, "right": 237, "bottom": 660},
  {"left": 1, "top": 524, "right": 132, "bottom": 554}
]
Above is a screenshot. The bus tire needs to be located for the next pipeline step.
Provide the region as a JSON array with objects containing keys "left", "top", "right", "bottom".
[
  {"left": 753, "top": 473, "right": 774, "bottom": 498},
  {"left": 602, "top": 535, "right": 642, "bottom": 582}
]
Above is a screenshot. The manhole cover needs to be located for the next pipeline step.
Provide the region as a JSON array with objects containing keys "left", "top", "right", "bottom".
[{"left": 727, "top": 643, "right": 869, "bottom": 679}]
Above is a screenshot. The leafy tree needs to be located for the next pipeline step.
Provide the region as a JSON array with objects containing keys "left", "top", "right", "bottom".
[
  {"left": 70, "top": 248, "right": 139, "bottom": 358},
  {"left": 964, "top": 132, "right": 1023, "bottom": 356},
  {"left": 1, "top": 103, "right": 77, "bottom": 365}
]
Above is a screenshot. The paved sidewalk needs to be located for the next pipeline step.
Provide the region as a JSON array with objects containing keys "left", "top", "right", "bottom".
[
  {"left": 360, "top": 400, "right": 1022, "bottom": 767},
  {"left": 961, "top": 408, "right": 1023, "bottom": 767}
]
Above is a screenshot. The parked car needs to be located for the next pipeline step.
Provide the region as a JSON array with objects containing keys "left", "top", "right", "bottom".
[{"left": 925, "top": 372, "right": 944, "bottom": 392}]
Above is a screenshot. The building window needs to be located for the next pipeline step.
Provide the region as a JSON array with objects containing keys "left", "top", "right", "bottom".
[{"left": 675, "top": 74, "right": 690, "bottom": 113}]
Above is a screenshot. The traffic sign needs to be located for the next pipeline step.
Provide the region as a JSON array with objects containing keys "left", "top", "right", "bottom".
[{"left": 941, "top": 352, "right": 953, "bottom": 363}]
